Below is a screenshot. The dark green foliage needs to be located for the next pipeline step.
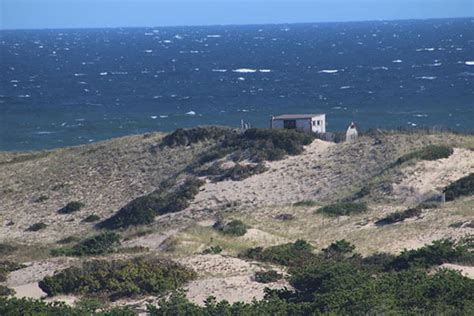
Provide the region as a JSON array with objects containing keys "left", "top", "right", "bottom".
[
  {"left": 202, "top": 245, "right": 223, "bottom": 254},
  {"left": 443, "top": 173, "right": 474, "bottom": 201},
  {"left": 322, "top": 239, "right": 356, "bottom": 258},
  {"left": 395, "top": 145, "right": 454, "bottom": 165},
  {"left": 213, "top": 163, "right": 268, "bottom": 181},
  {"left": 240, "top": 240, "right": 315, "bottom": 266},
  {"left": 254, "top": 270, "right": 282, "bottom": 283},
  {"left": 82, "top": 214, "right": 101, "bottom": 223},
  {"left": 387, "top": 238, "right": 474, "bottom": 270},
  {"left": 38, "top": 258, "right": 196, "bottom": 300},
  {"left": 57, "top": 236, "right": 81, "bottom": 244},
  {"left": 275, "top": 213, "right": 295, "bottom": 221},
  {"left": 0, "top": 243, "right": 17, "bottom": 256},
  {"left": 58, "top": 201, "right": 85, "bottom": 214},
  {"left": 317, "top": 202, "right": 368, "bottom": 217},
  {"left": 219, "top": 220, "right": 248, "bottom": 236},
  {"left": 25, "top": 222, "right": 47, "bottom": 232},
  {"left": 0, "top": 285, "right": 14, "bottom": 297},
  {"left": 51, "top": 232, "right": 121, "bottom": 256},
  {"left": 160, "top": 126, "right": 233, "bottom": 148},
  {"left": 0, "top": 297, "right": 136, "bottom": 315},
  {"left": 375, "top": 201, "right": 438, "bottom": 226},
  {"left": 98, "top": 178, "right": 205, "bottom": 230},
  {"left": 0, "top": 261, "right": 26, "bottom": 282}
]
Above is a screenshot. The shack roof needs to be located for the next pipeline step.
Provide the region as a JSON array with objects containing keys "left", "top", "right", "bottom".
[{"left": 272, "top": 114, "right": 325, "bottom": 120}]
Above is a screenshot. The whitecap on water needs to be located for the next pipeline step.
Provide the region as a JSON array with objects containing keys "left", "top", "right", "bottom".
[
  {"left": 413, "top": 114, "right": 428, "bottom": 118},
  {"left": 259, "top": 69, "right": 272, "bottom": 73},
  {"left": 372, "top": 66, "right": 389, "bottom": 70},
  {"left": 150, "top": 116, "right": 158, "bottom": 119},
  {"left": 340, "top": 86, "right": 353, "bottom": 89},
  {"left": 318, "top": 69, "right": 339, "bottom": 74},
  {"left": 416, "top": 48, "right": 435, "bottom": 52},
  {"left": 237, "top": 77, "right": 245, "bottom": 81},
  {"left": 74, "top": 73, "right": 86, "bottom": 77},
  {"left": 466, "top": 61, "right": 474, "bottom": 66},
  {"left": 207, "top": 35, "right": 221, "bottom": 38},
  {"left": 145, "top": 50, "right": 153, "bottom": 53},
  {"left": 185, "top": 111, "right": 196, "bottom": 115},
  {"left": 392, "top": 59, "right": 403, "bottom": 63},
  {"left": 233, "top": 68, "right": 257, "bottom": 73},
  {"left": 99, "top": 72, "right": 108, "bottom": 76},
  {"left": 212, "top": 69, "right": 227, "bottom": 72},
  {"left": 417, "top": 76, "right": 437, "bottom": 80},
  {"left": 159, "top": 115, "right": 168, "bottom": 118}
]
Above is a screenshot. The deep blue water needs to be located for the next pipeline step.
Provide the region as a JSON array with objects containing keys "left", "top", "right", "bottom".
[{"left": 1, "top": 18, "right": 473, "bottom": 151}]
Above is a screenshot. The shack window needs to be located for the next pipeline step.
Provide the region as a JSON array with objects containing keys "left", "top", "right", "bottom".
[
  {"left": 317, "top": 120, "right": 321, "bottom": 126},
  {"left": 283, "top": 120, "right": 296, "bottom": 129}
]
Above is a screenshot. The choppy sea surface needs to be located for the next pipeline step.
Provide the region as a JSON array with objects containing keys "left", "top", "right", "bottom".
[{"left": 1, "top": 18, "right": 473, "bottom": 151}]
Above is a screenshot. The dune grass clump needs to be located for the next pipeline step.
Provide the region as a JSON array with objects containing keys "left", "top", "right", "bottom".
[
  {"left": 51, "top": 232, "right": 120, "bottom": 257},
  {"left": 443, "top": 173, "right": 474, "bottom": 201},
  {"left": 211, "top": 163, "right": 268, "bottom": 182},
  {"left": 394, "top": 145, "right": 453, "bottom": 166},
  {"left": 0, "top": 261, "right": 26, "bottom": 282},
  {"left": 0, "top": 244, "right": 17, "bottom": 256},
  {"left": 0, "top": 285, "right": 15, "bottom": 297},
  {"left": 58, "top": 201, "right": 84, "bottom": 214},
  {"left": 98, "top": 177, "right": 205, "bottom": 230},
  {"left": 38, "top": 258, "right": 196, "bottom": 300},
  {"left": 25, "top": 222, "right": 47, "bottom": 232},
  {"left": 293, "top": 200, "right": 318, "bottom": 207},
  {"left": 317, "top": 202, "right": 368, "bottom": 217}
]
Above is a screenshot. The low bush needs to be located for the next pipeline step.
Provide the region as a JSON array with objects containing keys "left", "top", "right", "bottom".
[
  {"left": 218, "top": 220, "right": 248, "bottom": 237},
  {"left": 0, "top": 297, "right": 136, "bottom": 315},
  {"left": 317, "top": 202, "right": 368, "bottom": 217},
  {"left": 57, "top": 236, "right": 81, "bottom": 244},
  {"left": 0, "top": 261, "right": 26, "bottom": 282},
  {"left": 58, "top": 201, "right": 84, "bottom": 214},
  {"left": 214, "top": 163, "right": 268, "bottom": 181},
  {"left": 254, "top": 270, "right": 282, "bottom": 283},
  {"left": 395, "top": 145, "right": 453, "bottom": 165},
  {"left": 25, "top": 222, "right": 47, "bottom": 232},
  {"left": 0, "top": 285, "right": 14, "bottom": 297},
  {"left": 98, "top": 178, "right": 205, "bottom": 230},
  {"left": 375, "top": 206, "right": 423, "bottom": 226},
  {"left": 443, "top": 173, "right": 474, "bottom": 201},
  {"left": 240, "top": 240, "right": 315, "bottom": 266},
  {"left": 0, "top": 243, "right": 17, "bottom": 256},
  {"left": 82, "top": 214, "right": 101, "bottom": 223},
  {"left": 322, "top": 239, "right": 356, "bottom": 258},
  {"left": 160, "top": 126, "right": 233, "bottom": 148},
  {"left": 51, "top": 232, "right": 121, "bottom": 257},
  {"left": 202, "top": 245, "right": 223, "bottom": 254},
  {"left": 275, "top": 213, "right": 295, "bottom": 221},
  {"left": 38, "top": 258, "right": 196, "bottom": 300}
]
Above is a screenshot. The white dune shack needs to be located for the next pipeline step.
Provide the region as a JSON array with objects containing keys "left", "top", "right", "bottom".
[{"left": 270, "top": 114, "right": 326, "bottom": 134}]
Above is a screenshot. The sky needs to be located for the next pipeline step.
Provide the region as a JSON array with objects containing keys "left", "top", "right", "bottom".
[{"left": 1, "top": 0, "right": 473, "bottom": 30}]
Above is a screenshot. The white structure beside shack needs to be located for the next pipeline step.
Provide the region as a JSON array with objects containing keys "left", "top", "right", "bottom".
[
  {"left": 270, "top": 114, "right": 326, "bottom": 134},
  {"left": 346, "top": 122, "right": 358, "bottom": 142}
]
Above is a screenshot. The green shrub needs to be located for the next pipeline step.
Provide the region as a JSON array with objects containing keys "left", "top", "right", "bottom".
[
  {"left": 0, "top": 243, "right": 17, "bottom": 256},
  {"left": 375, "top": 207, "right": 422, "bottom": 226},
  {"left": 38, "top": 258, "right": 196, "bottom": 300},
  {"left": 57, "top": 236, "right": 81, "bottom": 244},
  {"left": 0, "top": 261, "right": 26, "bottom": 282},
  {"left": 58, "top": 201, "right": 84, "bottom": 214},
  {"left": 51, "top": 232, "right": 121, "bottom": 257},
  {"left": 98, "top": 177, "right": 205, "bottom": 230},
  {"left": 82, "top": 214, "right": 101, "bottom": 223},
  {"left": 322, "top": 239, "right": 356, "bottom": 258},
  {"left": 443, "top": 173, "right": 474, "bottom": 201},
  {"left": 317, "top": 202, "right": 368, "bottom": 217},
  {"left": 0, "top": 297, "right": 135, "bottom": 315},
  {"left": 395, "top": 145, "right": 453, "bottom": 165},
  {"left": 160, "top": 126, "right": 233, "bottom": 148},
  {"left": 25, "top": 222, "right": 47, "bottom": 232},
  {"left": 202, "top": 245, "right": 223, "bottom": 254},
  {"left": 0, "top": 285, "right": 14, "bottom": 297},
  {"left": 218, "top": 220, "right": 248, "bottom": 237},
  {"left": 240, "top": 240, "right": 316, "bottom": 266},
  {"left": 254, "top": 270, "right": 282, "bottom": 283},
  {"left": 214, "top": 163, "right": 268, "bottom": 181}
]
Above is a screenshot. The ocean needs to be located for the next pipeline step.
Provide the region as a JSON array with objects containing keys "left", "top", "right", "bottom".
[{"left": 1, "top": 18, "right": 473, "bottom": 151}]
